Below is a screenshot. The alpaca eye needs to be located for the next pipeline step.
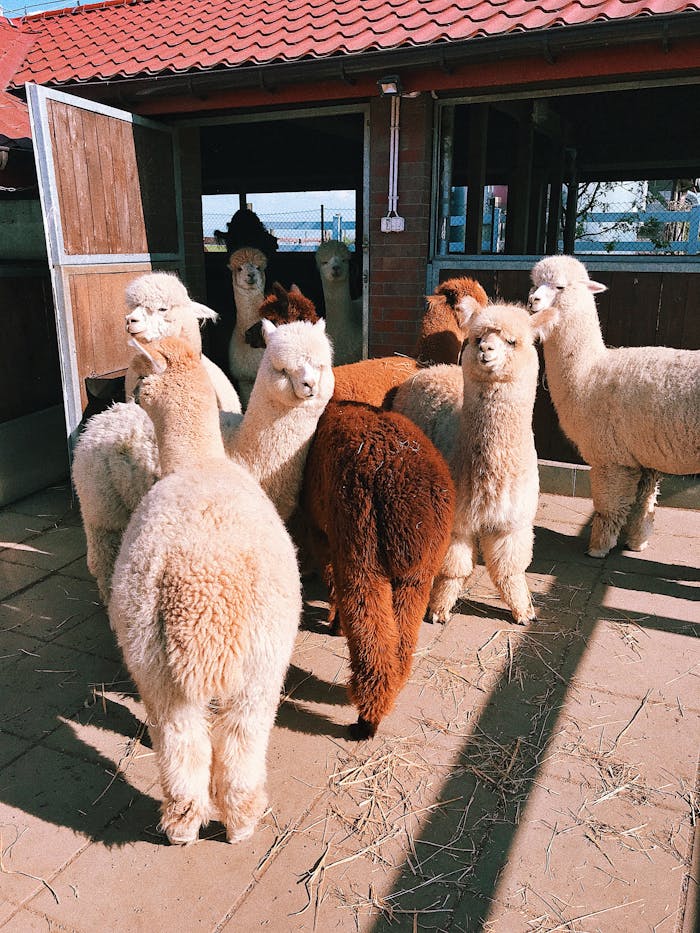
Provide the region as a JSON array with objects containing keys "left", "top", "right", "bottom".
[
  {"left": 556, "top": 285, "right": 565, "bottom": 290},
  {"left": 506, "top": 338, "right": 517, "bottom": 346}
]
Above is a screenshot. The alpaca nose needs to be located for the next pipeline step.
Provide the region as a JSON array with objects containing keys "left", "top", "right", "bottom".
[{"left": 125, "top": 310, "right": 145, "bottom": 333}]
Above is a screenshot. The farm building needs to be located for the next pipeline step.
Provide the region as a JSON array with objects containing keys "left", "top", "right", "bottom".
[{"left": 1, "top": 0, "right": 699, "bottom": 503}]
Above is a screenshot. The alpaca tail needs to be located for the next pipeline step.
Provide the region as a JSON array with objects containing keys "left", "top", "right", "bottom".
[{"left": 336, "top": 566, "right": 401, "bottom": 739}]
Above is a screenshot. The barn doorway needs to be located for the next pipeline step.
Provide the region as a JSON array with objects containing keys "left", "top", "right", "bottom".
[{"left": 196, "top": 106, "right": 369, "bottom": 371}]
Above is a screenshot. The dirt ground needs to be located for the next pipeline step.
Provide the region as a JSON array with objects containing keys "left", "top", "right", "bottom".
[{"left": 0, "top": 482, "right": 698, "bottom": 932}]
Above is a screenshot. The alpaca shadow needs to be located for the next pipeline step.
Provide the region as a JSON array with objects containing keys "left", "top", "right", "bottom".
[
  {"left": 277, "top": 662, "right": 351, "bottom": 739},
  {"left": 275, "top": 699, "right": 351, "bottom": 740},
  {"left": 284, "top": 663, "right": 348, "bottom": 706}
]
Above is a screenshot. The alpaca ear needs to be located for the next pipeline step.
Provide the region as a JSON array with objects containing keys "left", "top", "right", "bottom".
[
  {"left": 261, "top": 318, "right": 277, "bottom": 340},
  {"left": 314, "top": 317, "right": 326, "bottom": 334},
  {"left": 529, "top": 307, "right": 559, "bottom": 342},
  {"left": 190, "top": 301, "right": 219, "bottom": 323},
  {"left": 587, "top": 279, "right": 607, "bottom": 294},
  {"left": 454, "top": 296, "right": 481, "bottom": 332},
  {"left": 128, "top": 337, "right": 166, "bottom": 373},
  {"left": 289, "top": 283, "right": 302, "bottom": 294}
]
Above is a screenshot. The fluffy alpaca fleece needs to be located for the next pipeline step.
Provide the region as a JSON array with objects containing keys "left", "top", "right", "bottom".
[
  {"left": 416, "top": 277, "right": 489, "bottom": 365},
  {"left": 243, "top": 282, "right": 319, "bottom": 349},
  {"left": 110, "top": 337, "right": 300, "bottom": 846},
  {"left": 393, "top": 303, "right": 547, "bottom": 624},
  {"left": 332, "top": 356, "right": 421, "bottom": 408},
  {"left": 74, "top": 291, "right": 333, "bottom": 604},
  {"left": 315, "top": 240, "right": 363, "bottom": 365},
  {"left": 230, "top": 316, "right": 334, "bottom": 521},
  {"left": 123, "top": 271, "right": 241, "bottom": 414},
  {"left": 227, "top": 247, "right": 268, "bottom": 407},
  {"left": 529, "top": 255, "right": 700, "bottom": 557},
  {"left": 301, "top": 399, "right": 455, "bottom": 739}
]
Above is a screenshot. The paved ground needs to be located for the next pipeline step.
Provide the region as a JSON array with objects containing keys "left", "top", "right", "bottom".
[{"left": 0, "top": 482, "right": 698, "bottom": 932}]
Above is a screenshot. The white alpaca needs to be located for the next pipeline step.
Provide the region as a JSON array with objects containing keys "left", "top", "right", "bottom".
[
  {"left": 110, "top": 336, "right": 300, "bottom": 845},
  {"left": 529, "top": 255, "right": 700, "bottom": 557},
  {"left": 227, "top": 247, "right": 268, "bottom": 407},
  {"left": 393, "top": 303, "right": 547, "bottom": 624},
  {"left": 73, "top": 311, "right": 334, "bottom": 603},
  {"left": 123, "top": 271, "right": 241, "bottom": 414},
  {"left": 315, "top": 240, "right": 363, "bottom": 366}
]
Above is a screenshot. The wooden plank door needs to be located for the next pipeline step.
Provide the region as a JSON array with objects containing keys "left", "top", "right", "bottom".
[{"left": 26, "top": 83, "right": 184, "bottom": 446}]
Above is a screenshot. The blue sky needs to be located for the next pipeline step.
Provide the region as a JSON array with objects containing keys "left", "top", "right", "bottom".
[{"left": 2, "top": 0, "right": 76, "bottom": 16}]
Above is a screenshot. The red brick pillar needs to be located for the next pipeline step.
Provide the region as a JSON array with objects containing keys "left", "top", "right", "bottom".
[{"left": 368, "top": 93, "right": 434, "bottom": 358}]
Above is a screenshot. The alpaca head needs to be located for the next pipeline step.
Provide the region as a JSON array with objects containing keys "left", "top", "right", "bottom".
[
  {"left": 127, "top": 336, "right": 213, "bottom": 414},
  {"left": 315, "top": 240, "right": 350, "bottom": 285},
  {"left": 433, "top": 276, "right": 489, "bottom": 329},
  {"left": 528, "top": 256, "right": 606, "bottom": 314},
  {"left": 124, "top": 272, "right": 217, "bottom": 353},
  {"left": 463, "top": 303, "right": 541, "bottom": 385},
  {"left": 245, "top": 282, "right": 319, "bottom": 348},
  {"left": 227, "top": 247, "right": 267, "bottom": 294},
  {"left": 257, "top": 318, "right": 334, "bottom": 407}
]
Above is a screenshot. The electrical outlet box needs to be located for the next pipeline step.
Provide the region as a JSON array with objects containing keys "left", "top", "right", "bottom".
[{"left": 380, "top": 215, "right": 405, "bottom": 233}]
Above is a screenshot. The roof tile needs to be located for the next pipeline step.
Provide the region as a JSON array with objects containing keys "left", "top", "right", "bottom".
[{"left": 6, "top": 0, "right": 700, "bottom": 87}]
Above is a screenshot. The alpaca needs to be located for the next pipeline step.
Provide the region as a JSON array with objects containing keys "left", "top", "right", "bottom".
[
  {"left": 393, "top": 303, "right": 547, "bottom": 624},
  {"left": 110, "top": 336, "right": 300, "bottom": 845},
  {"left": 529, "top": 254, "right": 700, "bottom": 557},
  {"left": 73, "top": 290, "right": 333, "bottom": 603},
  {"left": 243, "top": 282, "right": 319, "bottom": 349},
  {"left": 301, "top": 399, "right": 455, "bottom": 739},
  {"left": 124, "top": 271, "right": 241, "bottom": 414},
  {"left": 416, "top": 276, "right": 489, "bottom": 365},
  {"left": 315, "top": 240, "right": 363, "bottom": 365},
  {"left": 227, "top": 247, "right": 268, "bottom": 407},
  {"left": 230, "top": 315, "right": 334, "bottom": 522}
]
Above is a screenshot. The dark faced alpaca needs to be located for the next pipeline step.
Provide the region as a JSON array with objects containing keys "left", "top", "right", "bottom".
[
  {"left": 214, "top": 208, "right": 278, "bottom": 260},
  {"left": 244, "top": 283, "right": 319, "bottom": 348}
]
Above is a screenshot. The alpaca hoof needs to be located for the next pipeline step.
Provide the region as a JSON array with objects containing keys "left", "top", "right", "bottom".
[
  {"left": 625, "top": 539, "right": 648, "bottom": 552},
  {"left": 159, "top": 799, "right": 206, "bottom": 846},
  {"left": 512, "top": 610, "right": 536, "bottom": 626},
  {"left": 429, "top": 606, "right": 451, "bottom": 624},
  {"left": 348, "top": 717, "right": 377, "bottom": 741},
  {"left": 586, "top": 547, "right": 609, "bottom": 559}
]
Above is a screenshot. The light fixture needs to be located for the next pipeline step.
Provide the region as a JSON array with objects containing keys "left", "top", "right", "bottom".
[{"left": 377, "top": 74, "right": 402, "bottom": 97}]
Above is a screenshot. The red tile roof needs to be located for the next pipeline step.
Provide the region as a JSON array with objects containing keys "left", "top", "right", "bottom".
[
  {"left": 0, "top": 19, "right": 34, "bottom": 143},
  {"left": 8, "top": 0, "right": 700, "bottom": 87}
]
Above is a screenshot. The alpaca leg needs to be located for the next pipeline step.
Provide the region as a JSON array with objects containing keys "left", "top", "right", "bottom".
[
  {"left": 210, "top": 699, "right": 276, "bottom": 843},
  {"left": 588, "top": 464, "right": 641, "bottom": 558},
  {"left": 623, "top": 469, "right": 660, "bottom": 552},
  {"left": 148, "top": 698, "right": 213, "bottom": 845},
  {"left": 85, "top": 525, "right": 122, "bottom": 608},
  {"left": 429, "top": 531, "right": 477, "bottom": 623},
  {"left": 392, "top": 576, "right": 433, "bottom": 687},
  {"left": 336, "top": 568, "right": 400, "bottom": 740},
  {"left": 480, "top": 527, "right": 536, "bottom": 624}
]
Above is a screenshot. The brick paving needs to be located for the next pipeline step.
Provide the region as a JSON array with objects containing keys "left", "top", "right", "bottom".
[{"left": 0, "top": 483, "right": 698, "bottom": 932}]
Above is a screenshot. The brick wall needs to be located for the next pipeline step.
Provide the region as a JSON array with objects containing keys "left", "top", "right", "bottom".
[{"left": 368, "top": 94, "right": 433, "bottom": 358}]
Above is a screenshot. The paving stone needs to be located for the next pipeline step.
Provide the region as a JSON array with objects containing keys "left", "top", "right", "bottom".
[
  {"left": 0, "top": 524, "right": 87, "bottom": 573},
  {"left": 0, "top": 560, "right": 49, "bottom": 602},
  {"left": 7, "top": 485, "right": 74, "bottom": 521},
  {"left": 0, "top": 574, "right": 102, "bottom": 642},
  {"left": 0, "top": 510, "right": 60, "bottom": 545}
]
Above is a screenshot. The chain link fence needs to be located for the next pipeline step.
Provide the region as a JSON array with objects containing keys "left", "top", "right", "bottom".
[{"left": 204, "top": 208, "right": 356, "bottom": 252}]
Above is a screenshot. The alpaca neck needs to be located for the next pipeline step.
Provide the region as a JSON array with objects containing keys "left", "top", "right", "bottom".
[
  {"left": 230, "top": 384, "right": 328, "bottom": 520},
  {"left": 322, "top": 278, "right": 352, "bottom": 319},
  {"left": 460, "top": 376, "right": 536, "bottom": 469},
  {"left": 233, "top": 285, "right": 266, "bottom": 334},
  {"left": 152, "top": 391, "right": 225, "bottom": 476},
  {"left": 543, "top": 289, "right": 607, "bottom": 406}
]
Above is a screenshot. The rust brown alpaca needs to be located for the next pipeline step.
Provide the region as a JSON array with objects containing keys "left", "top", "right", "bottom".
[
  {"left": 417, "top": 276, "right": 488, "bottom": 365},
  {"left": 244, "top": 282, "right": 318, "bottom": 347},
  {"left": 301, "top": 400, "right": 455, "bottom": 740}
]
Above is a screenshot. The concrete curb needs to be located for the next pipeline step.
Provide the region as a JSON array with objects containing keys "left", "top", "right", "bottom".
[{"left": 538, "top": 459, "right": 700, "bottom": 510}]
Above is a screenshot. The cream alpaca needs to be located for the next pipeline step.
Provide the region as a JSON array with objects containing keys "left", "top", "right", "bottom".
[
  {"left": 73, "top": 310, "right": 333, "bottom": 602},
  {"left": 123, "top": 271, "right": 241, "bottom": 414},
  {"left": 110, "top": 337, "right": 300, "bottom": 846},
  {"left": 393, "top": 303, "right": 547, "bottom": 624},
  {"left": 529, "top": 255, "right": 700, "bottom": 557},
  {"left": 315, "top": 239, "right": 363, "bottom": 366},
  {"left": 227, "top": 246, "right": 268, "bottom": 406}
]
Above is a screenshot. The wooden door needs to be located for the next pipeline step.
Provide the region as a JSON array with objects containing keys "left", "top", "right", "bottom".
[{"left": 26, "top": 84, "right": 184, "bottom": 445}]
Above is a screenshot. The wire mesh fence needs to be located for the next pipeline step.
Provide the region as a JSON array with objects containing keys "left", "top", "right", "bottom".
[{"left": 204, "top": 208, "right": 357, "bottom": 253}]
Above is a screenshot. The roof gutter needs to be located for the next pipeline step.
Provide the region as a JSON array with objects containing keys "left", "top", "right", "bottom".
[{"left": 18, "top": 12, "right": 700, "bottom": 106}]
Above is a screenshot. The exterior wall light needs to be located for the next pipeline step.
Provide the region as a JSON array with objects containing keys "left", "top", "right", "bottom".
[{"left": 377, "top": 75, "right": 402, "bottom": 97}]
